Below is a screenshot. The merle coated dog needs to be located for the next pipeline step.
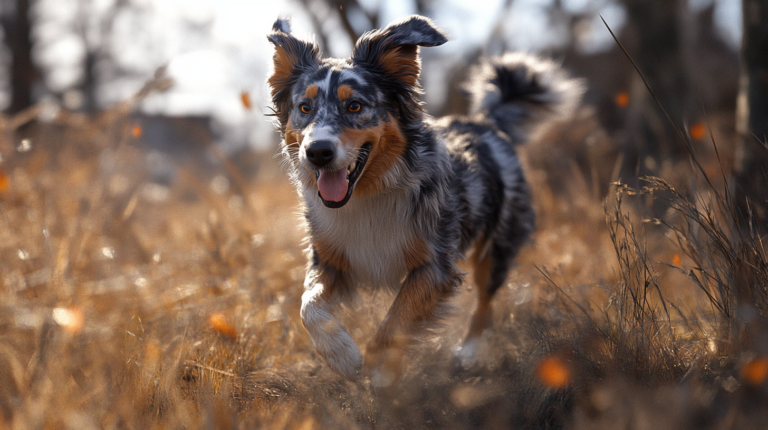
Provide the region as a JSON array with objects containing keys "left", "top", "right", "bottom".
[{"left": 266, "top": 15, "right": 582, "bottom": 387}]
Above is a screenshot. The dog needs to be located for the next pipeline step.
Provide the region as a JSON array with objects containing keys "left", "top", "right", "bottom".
[{"left": 266, "top": 15, "right": 582, "bottom": 387}]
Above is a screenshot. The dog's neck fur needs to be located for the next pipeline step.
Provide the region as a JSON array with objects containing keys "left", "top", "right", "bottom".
[{"left": 305, "top": 187, "right": 417, "bottom": 288}]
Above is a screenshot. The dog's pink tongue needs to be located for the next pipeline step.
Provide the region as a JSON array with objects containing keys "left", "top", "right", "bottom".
[{"left": 317, "top": 169, "right": 348, "bottom": 202}]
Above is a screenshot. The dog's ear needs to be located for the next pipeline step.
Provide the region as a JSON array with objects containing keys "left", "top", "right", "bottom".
[
  {"left": 267, "top": 18, "right": 320, "bottom": 125},
  {"left": 352, "top": 15, "right": 447, "bottom": 87}
]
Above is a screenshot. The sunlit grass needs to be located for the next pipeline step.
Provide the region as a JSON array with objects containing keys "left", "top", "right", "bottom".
[{"left": 0, "top": 79, "right": 766, "bottom": 428}]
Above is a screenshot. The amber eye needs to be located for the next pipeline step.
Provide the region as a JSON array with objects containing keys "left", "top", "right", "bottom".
[
  {"left": 300, "top": 103, "right": 311, "bottom": 114},
  {"left": 348, "top": 101, "right": 361, "bottom": 113}
]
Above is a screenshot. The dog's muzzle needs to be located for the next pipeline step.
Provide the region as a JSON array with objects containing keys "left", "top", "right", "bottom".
[
  {"left": 305, "top": 140, "right": 335, "bottom": 168},
  {"left": 315, "top": 143, "right": 371, "bottom": 209}
]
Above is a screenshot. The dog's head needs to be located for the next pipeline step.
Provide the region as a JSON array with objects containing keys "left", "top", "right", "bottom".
[{"left": 267, "top": 16, "right": 447, "bottom": 208}]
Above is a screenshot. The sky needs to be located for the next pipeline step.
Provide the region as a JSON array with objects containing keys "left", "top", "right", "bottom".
[{"left": 27, "top": 0, "right": 743, "bottom": 150}]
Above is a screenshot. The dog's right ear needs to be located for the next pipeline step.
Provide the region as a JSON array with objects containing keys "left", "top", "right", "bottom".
[
  {"left": 267, "top": 18, "right": 320, "bottom": 126},
  {"left": 352, "top": 16, "right": 447, "bottom": 88}
]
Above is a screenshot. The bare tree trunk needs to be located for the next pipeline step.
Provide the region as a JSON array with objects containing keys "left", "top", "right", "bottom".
[
  {"left": 81, "top": 50, "right": 98, "bottom": 112},
  {"left": 3, "top": 0, "right": 39, "bottom": 113},
  {"left": 734, "top": 0, "right": 768, "bottom": 231},
  {"left": 620, "top": 0, "right": 691, "bottom": 179},
  {"left": 77, "top": 0, "right": 129, "bottom": 112},
  {"left": 332, "top": 0, "right": 380, "bottom": 42}
]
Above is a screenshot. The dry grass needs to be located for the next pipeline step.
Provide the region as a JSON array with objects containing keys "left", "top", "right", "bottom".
[{"left": 1, "top": 79, "right": 768, "bottom": 429}]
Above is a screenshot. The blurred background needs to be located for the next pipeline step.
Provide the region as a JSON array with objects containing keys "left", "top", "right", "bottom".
[
  {"left": 4, "top": 2, "right": 768, "bottom": 427},
  {"left": 0, "top": 0, "right": 744, "bottom": 151}
]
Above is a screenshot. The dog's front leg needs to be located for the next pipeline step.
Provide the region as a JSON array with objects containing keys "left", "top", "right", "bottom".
[
  {"left": 364, "top": 262, "right": 457, "bottom": 387},
  {"left": 301, "top": 267, "right": 362, "bottom": 380}
]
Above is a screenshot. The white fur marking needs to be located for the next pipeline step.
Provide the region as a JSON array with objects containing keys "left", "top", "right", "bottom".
[
  {"left": 302, "top": 124, "right": 350, "bottom": 171},
  {"left": 316, "top": 68, "right": 334, "bottom": 93},
  {"left": 455, "top": 338, "right": 481, "bottom": 368},
  {"left": 370, "top": 365, "right": 398, "bottom": 388},
  {"left": 339, "top": 69, "right": 366, "bottom": 86},
  {"left": 307, "top": 188, "right": 420, "bottom": 288},
  {"left": 300, "top": 283, "right": 362, "bottom": 379},
  {"left": 304, "top": 125, "right": 341, "bottom": 146}
]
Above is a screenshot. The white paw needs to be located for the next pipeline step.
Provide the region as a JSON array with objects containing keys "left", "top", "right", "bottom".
[
  {"left": 301, "top": 285, "right": 363, "bottom": 379},
  {"left": 319, "top": 329, "right": 362, "bottom": 380},
  {"left": 369, "top": 366, "right": 399, "bottom": 388},
  {"left": 455, "top": 338, "right": 480, "bottom": 368}
]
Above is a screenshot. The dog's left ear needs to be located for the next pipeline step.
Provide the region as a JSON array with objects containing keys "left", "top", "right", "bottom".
[
  {"left": 352, "top": 16, "right": 447, "bottom": 87},
  {"left": 267, "top": 18, "right": 321, "bottom": 126}
]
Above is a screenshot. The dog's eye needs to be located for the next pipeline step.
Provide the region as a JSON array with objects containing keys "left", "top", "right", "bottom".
[
  {"left": 300, "top": 103, "right": 312, "bottom": 114},
  {"left": 348, "top": 101, "right": 361, "bottom": 113}
]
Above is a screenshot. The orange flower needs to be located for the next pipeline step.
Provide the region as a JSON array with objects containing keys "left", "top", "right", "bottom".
[
  {"left": 741, "top": 357, "right": 768, "bottom": 386},
  {"left": 0, "top": 171, "right": 8, "bottom": 192},
  {"left": 537, "top": 355, "right": 571, "bottom": 389},
  {"left": 131, "top": 124, "right": 143, "bottom": 138},
  {"left": 615, "top": 92, "right": 630, "bottom": 109},
  {"left": 689, "top": 122, "right": 706, "bottom": 141},
  {"left": 209, "top": 312, "right": 237, "bottom": 339},
  {"left": 240, "top": 91, "right": 252, "bottom": 110}
]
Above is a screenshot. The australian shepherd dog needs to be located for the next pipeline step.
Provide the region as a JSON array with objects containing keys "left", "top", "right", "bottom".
[{"left": 266, "top": 15, "right": 582, "bottom": 387}]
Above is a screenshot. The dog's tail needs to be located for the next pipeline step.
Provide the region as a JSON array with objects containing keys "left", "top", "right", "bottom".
[{"left": 465, "top": 53, "right": 583, "bottom": 143}]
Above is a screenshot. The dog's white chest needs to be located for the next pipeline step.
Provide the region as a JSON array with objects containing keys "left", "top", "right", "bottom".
[{"left": 308, "top": 191, "right": 414, "bottom": 288}]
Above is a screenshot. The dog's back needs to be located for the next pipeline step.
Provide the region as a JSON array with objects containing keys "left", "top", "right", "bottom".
[
  {"left": 435, "top": 54, "right": 583, "bottom": 359},
  {"left": 434, "top": 54, "right": 582, "bottom": 251}
]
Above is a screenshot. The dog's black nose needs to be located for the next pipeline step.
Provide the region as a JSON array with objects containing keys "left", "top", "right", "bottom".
[{"left": 305, "top": 140, "right": 335, "bottom": 167}]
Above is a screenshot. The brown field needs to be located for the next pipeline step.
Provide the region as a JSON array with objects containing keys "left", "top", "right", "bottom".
[{"left": 1, "top": 82, "right": 767, "bottom": 429}]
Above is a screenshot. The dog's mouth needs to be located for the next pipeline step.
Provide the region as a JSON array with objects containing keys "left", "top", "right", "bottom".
[{"left": 315, "top": 143, "right": 371, "bottom": 209}]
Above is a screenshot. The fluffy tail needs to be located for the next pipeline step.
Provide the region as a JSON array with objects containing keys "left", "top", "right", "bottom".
[{"left": 465, "top": 53, "right": 584, "bottom": 143}]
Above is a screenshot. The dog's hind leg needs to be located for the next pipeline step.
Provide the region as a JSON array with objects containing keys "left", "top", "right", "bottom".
[
  {"left": 458, "top": 192, "right": 534, "bottom": 362},
  {"left": 456, "top": 240, "right": 512, "bottom": 362},
  {"left": 301, "top": 265, "right": 362, "bottom": 380}
]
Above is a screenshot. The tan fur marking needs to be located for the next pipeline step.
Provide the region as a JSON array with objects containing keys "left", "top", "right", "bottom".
[
  {"left": 403, "top": 238, "right": 432, "bottom": 272},
  {"left": 339, "top": 114, "right": 407, "bottom": 197},
  {"left": 363, "top": 253, "right": 455, "bottom": 386},
  {"left": 379, "top": 45, "right": 420, "bottom": 87},
  {"left": 337, "top": 84, "right": 354, "bottom": 101},
  {"left": 268, "top": 47, "right": 299, "bottom": 97},
  {"left": 314, "top": 239, "right": 349, "bottom": 273},
  {"left": 368, "top": 264, "right": 450, "bottom": 351},
  {"left": 466, "top": 242, "right": 493, "bottom": 339},
  {"left": 284, "top": 121, "right": 301, "bottom": 162},
  {"left": 472, "top": 241, "right": 493, "bottom": 293},
  {"left": 305, "top": 84, "right": 319, "bottom": 99},
  {"left": 338, "top": 124, "right": 383, "bottom": 195}
]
